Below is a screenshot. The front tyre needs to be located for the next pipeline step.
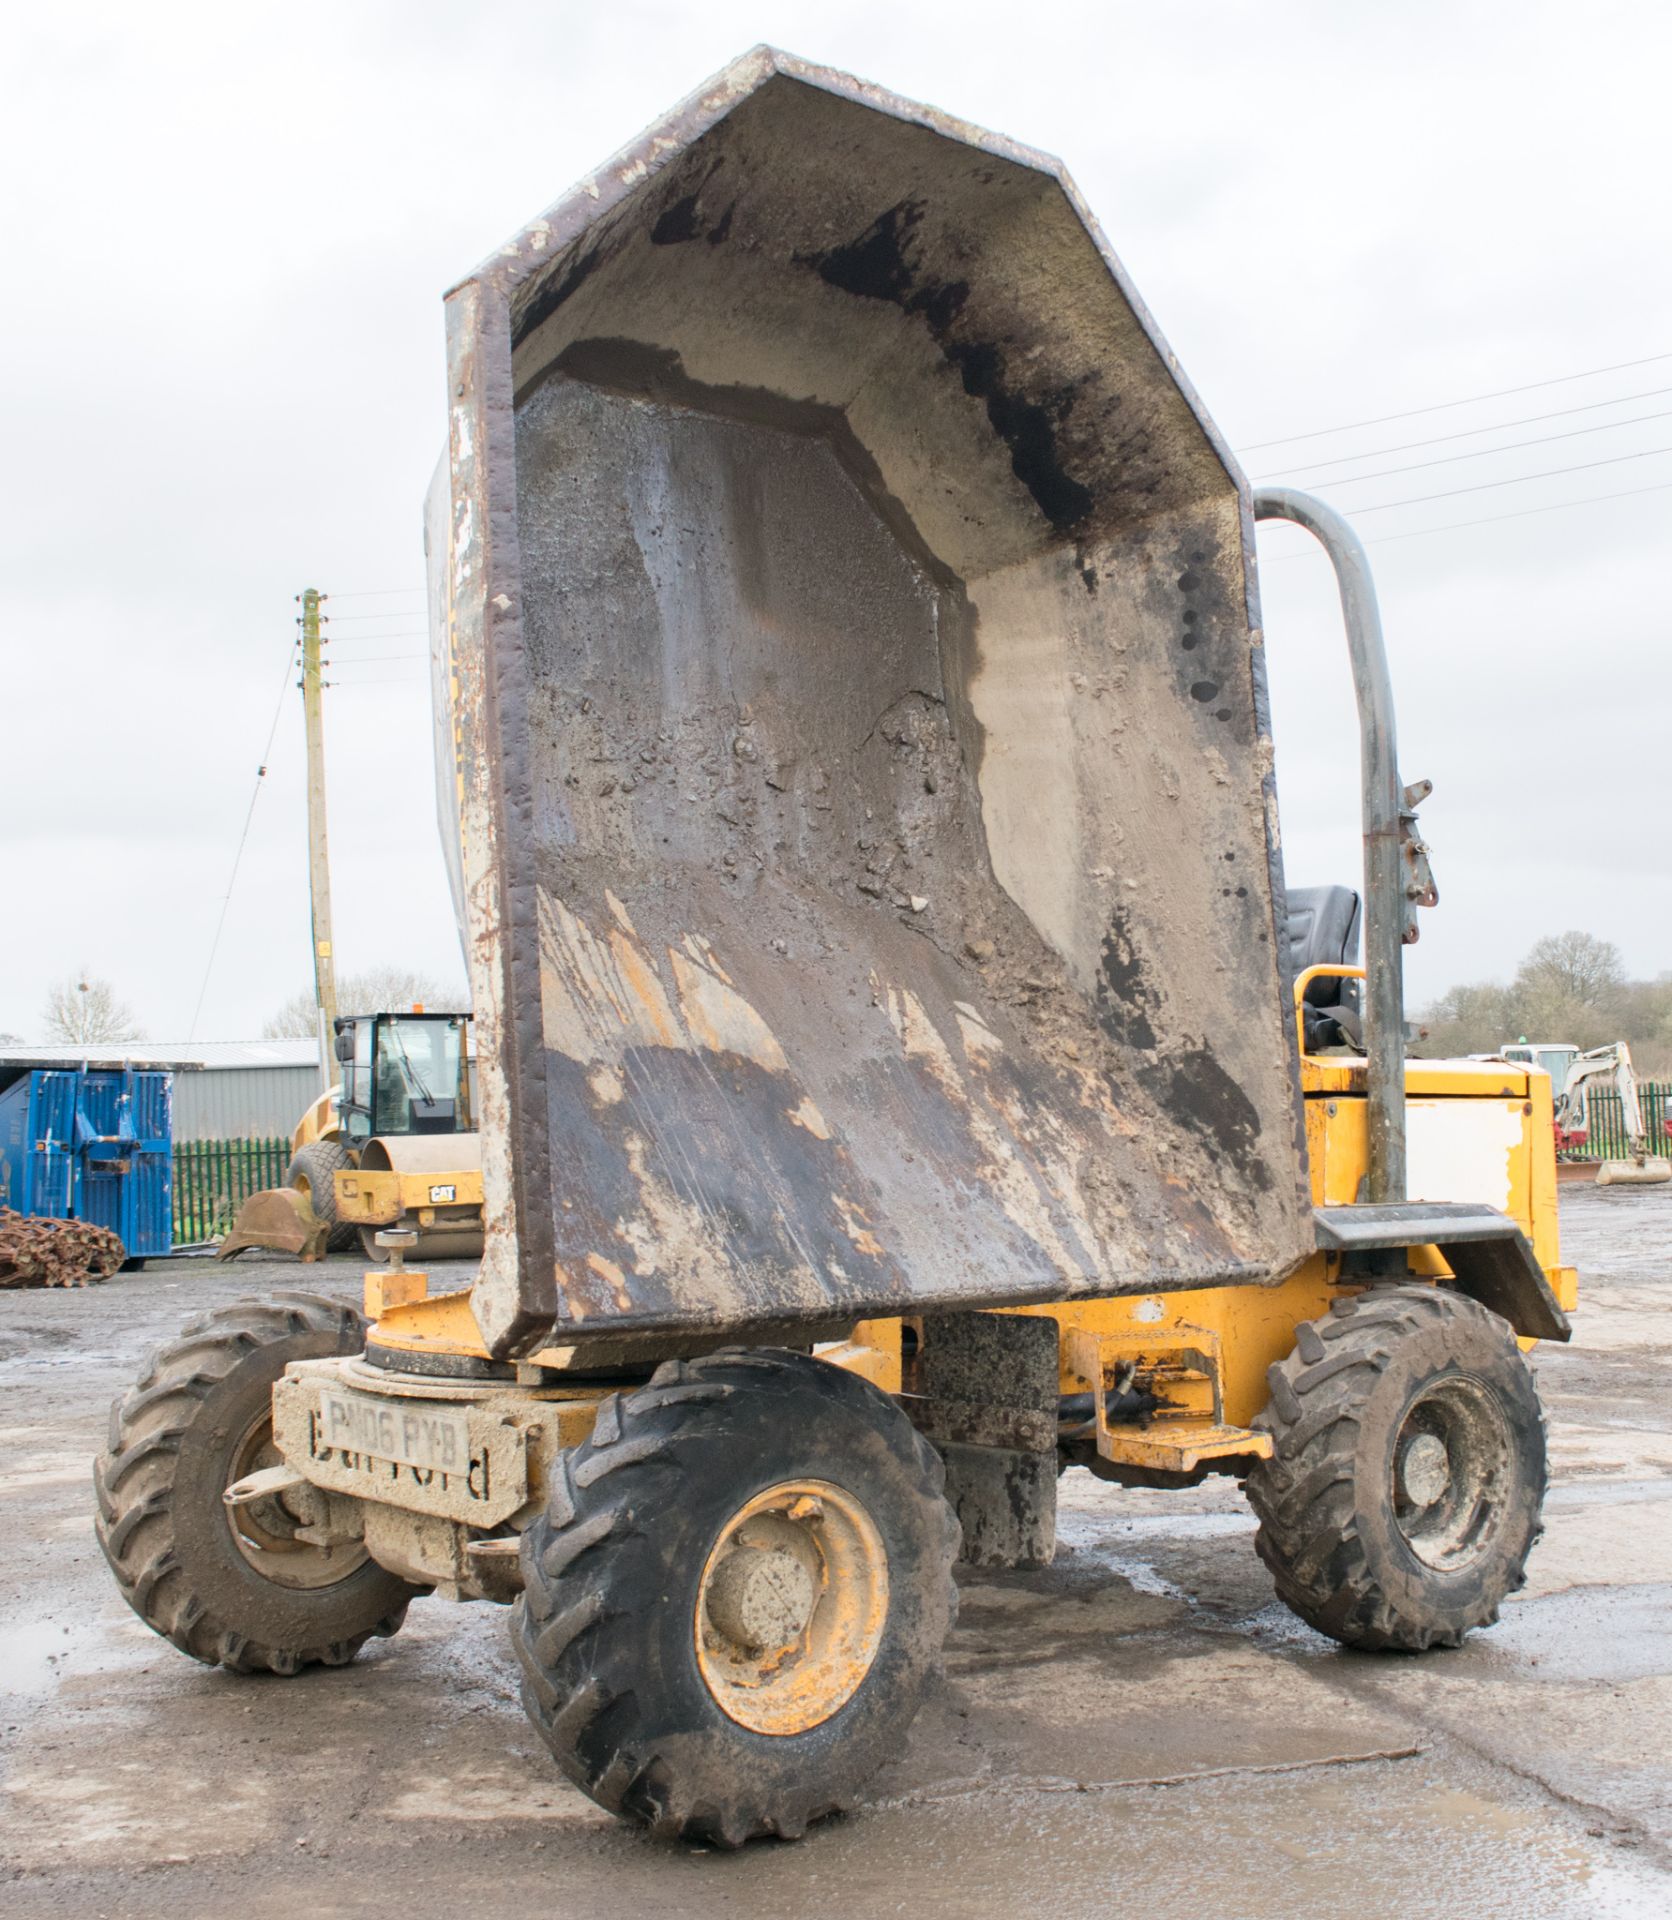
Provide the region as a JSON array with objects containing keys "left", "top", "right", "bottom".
[
  {"left": 1247, "top": 1285, "right": 1547, "bottom": 1651},
  {"left": 511, "top": 1348, "right": 960, "bottom": 1846},
  {"left": 285, "top": 1141, "right": 356, "bottom": 1252},
  {"left": 95, "top": 1292, "right": 419, "bottom": 1673}
]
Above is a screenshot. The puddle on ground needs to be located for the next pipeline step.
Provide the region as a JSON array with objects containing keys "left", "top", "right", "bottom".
[
  {"left": 0, "top": 1348, "right": 122, "bottom": 1374},
  {"left": 1488, "top": 1582, "right": 1672, "bottom": 1685},
  {"left": 1049, "top": 1507, "right": 1259, "bottom": 1606},
  {"left": 0, "top": 1609, "right": 152, "bottom": 1707},
  {"left": 698, "top": 1765, "right": 1672, "bottom": 1920},
  {"left": 1063, "top": 1509, "right": 1257, "bottom": 1542},
  {"left": 0, "top": 1619, "right": 76, "bottom": 1697},
  {"left": 1545, "top": 1478, "right": 1672, "bottom": 1509}
]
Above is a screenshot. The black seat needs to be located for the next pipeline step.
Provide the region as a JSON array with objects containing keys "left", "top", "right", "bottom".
[
  {"left": 1285, "top": 885, "right": 1362, "bottom": 1050},
  {"left": 1286, "top": 885, "right": 1361, "bottom": 980}
]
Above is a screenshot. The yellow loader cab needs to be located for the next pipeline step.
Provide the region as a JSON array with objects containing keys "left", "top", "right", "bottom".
[{"left": 98, "top": 48, "right": 1573, "bottom": 1851}]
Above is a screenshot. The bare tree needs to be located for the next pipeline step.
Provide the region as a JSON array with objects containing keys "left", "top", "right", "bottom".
[
  {"left": 263, "top": 967, "right": 468, "bottom": 1039},
  {"left": 1415, "top": 931, "right": 1672, "bottom": 1072},
  {"left": 42, "top": 973, "right": 143, "bottom": 1045},
  {"left": 1417, "top": 978, "right": 1517, "bottom": 1059},
  {"left": 1514, "top": 931, "right": 1624, "bottom": 1009}
]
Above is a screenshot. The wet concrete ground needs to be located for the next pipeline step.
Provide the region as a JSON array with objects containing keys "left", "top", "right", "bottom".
[{"left": 2, "top": 1184, "right": 1669, "bottom": 1917}]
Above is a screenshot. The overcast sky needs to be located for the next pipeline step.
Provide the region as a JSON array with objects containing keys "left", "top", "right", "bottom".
[{"left": 4, "top": 0, "right": 1667, "bottom": 1042}]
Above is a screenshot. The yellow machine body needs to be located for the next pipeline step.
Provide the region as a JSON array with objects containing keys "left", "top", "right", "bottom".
[
  {"left": 334, "top": 1137, "right": 485, "bottom": 1237},
  {"left": 247, "top": 52, "right": 1579, "bottom": 1602},
  {"left": 345, "top": 967, "right": 1575, "bottom": 1534},
  {"left": 99, "top": 57, "right": 1582, "bottom": 1850},
  {"left": 291, "top": 1087, "right": 338, "bottom": 1156}
]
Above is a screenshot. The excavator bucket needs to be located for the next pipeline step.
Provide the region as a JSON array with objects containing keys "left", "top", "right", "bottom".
[
  {"left": 1596, "top": 1157, "right": 1672, "bottom": 1188},
  {"left": 433, "top": 48, "right": 1316, "bottom": 1357},
  {"left": 217, "top": 1188, "right": 330, "bottom": 1263}
]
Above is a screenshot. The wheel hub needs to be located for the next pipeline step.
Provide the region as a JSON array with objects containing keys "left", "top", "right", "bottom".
[
  {"left": 704, "top": 1539, "right": 819, "bottom": 1653},
  {"left": 1396, "top": 1430, "right": 1451, "bottom": 1508},
  {"left": 694, "top": 1480, "right": 888, "bottom": 1737},
  {"left": 226, "top": 1414, "right": 366, "bottom": 1592},
  {"left": 1391, "top": 1374, "right": 1513, "bottom": 1572}
]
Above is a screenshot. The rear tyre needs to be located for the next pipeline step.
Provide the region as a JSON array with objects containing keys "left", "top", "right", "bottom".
[
  {"left": 511, "top": 1348, "right": 960, "bottom": 1846},
  {"left": 285, "top": 1141, "right": 356, "bottom": 1252},
  {"left": 95, "top": 1291, "right": 419, "bottom": 1673},
  {"left": 1246, "top": 1285, "right": 1546, "bottom": 1651}
]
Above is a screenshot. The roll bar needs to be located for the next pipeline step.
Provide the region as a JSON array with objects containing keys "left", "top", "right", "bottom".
[{"left": 1253, "top": 487, "right": 1437, "bottom": 1205}]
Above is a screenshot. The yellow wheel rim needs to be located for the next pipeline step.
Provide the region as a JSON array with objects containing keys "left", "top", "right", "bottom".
[{"left": 694, "top": 1479, "right": 888, "bottom": 1736}]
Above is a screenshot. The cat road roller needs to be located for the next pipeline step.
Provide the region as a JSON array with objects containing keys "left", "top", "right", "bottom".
[
  {"left": 96, "top": 48, "right": 1577, "bottom": 1848},
  {"left": 217, "top": 1009, "right": 484, "bottom": 1262}
]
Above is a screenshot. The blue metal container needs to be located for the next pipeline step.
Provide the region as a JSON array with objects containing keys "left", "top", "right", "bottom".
[{"left": 0, "top": 1067, "right": 173, "bottom": 1257}]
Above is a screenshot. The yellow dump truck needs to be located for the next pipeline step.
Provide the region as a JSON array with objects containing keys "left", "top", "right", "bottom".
[{"left": 99, "top": 48, "right": 1573, "bottom": 1850}]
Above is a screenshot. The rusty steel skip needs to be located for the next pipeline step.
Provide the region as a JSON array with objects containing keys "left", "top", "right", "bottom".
[{"left": 433, "top": 47, "right": 1315, "bottom": 1359}]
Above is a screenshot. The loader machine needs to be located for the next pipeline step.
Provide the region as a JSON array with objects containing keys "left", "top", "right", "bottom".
[
  {"left": 96, "top": 50, "right": 1577, "bottom": 1848},
  {"left": 218, "top": 1010, "right": 484, "bottom": 1261}
]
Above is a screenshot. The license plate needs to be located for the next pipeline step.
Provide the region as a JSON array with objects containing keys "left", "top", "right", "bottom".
[
  {"left": 317, "top": 1385, "right": 472, "bottom": 1475},
  {"left": 428, "top": 1183, "right": 457, "bottom": 1203}
]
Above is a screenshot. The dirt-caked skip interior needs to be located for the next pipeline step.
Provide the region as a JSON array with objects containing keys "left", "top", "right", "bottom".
[{"left": 447, "top": 58, "right": 1315, "bottom": 1342}]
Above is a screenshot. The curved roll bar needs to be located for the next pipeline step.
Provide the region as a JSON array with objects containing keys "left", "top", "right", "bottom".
[{"left": 1253, "top": 487, "right": 1436, "bottom": 1205}]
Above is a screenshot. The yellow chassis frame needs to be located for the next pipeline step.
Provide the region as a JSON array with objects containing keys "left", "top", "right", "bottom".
[{"left": 358, "top": 966, "right": 1575, "bottom": 1482}]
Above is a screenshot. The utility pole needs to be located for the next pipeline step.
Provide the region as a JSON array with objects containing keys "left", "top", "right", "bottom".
[{"left": 298, "top": 587, "right": 339, "bottom": 1086}]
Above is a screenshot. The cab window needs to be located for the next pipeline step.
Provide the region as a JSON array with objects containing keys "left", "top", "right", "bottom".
[{"left": 372, "top": 1017, "right": 466, "bottom": 1135}]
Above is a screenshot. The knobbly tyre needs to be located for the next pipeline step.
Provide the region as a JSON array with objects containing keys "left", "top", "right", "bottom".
[{"left": 96, "top": 49, "right": 1576, "bottom": 1848}]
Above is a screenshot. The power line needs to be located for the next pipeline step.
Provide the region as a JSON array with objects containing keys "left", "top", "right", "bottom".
[
  {"left": 1238, "top": 349, "right": 1672, "bottom": 453},
  {"left": 187, "top": 638, "right": 297, "bottom": 1041},
  {"left": 1258, "top": 476, "right": 1672, "bottom": 560},
  {"left": 1365, "top": 477, "right": 1672, "bottom": 546},
  {"left": 1341, "top": 440, "right": 1672, "bottom": 515},
  {"left": 1254, "top": 383, "right": 1672, "bottom": 478},
  {"left": 323, "top": 587, "right": 426, "bottom": 600},
  {"left": 1284, "top": 405, "right": 1672, "bottom": 490},
  {"left": 318, "top": 611, "right": 428, "bottom": 623},
  {"left": 327, "top": 651, "right": 427, "bottom": 665}
]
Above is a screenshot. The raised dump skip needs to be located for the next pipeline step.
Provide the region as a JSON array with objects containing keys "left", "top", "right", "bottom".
[{"left": 433, "top": 48, "right": 1313, "bottom": 1356}]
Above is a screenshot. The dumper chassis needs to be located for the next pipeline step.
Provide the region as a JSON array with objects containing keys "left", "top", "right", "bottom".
[{"left": 96, "top": 49, "right": 1577, "bottom": 1848}]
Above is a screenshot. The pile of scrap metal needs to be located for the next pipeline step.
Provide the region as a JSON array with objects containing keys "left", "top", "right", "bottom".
[{"left": 0, "top": 1208, "right": 125, "bottom": 1287}]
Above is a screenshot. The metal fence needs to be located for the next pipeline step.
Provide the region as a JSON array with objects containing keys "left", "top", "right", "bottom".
[
  {"left": 172, "top": 1137, "right": 289, "bottom": 1246},
  {"left": 1565, "top": 1083, "right": 1672, "bottom": 1160}
]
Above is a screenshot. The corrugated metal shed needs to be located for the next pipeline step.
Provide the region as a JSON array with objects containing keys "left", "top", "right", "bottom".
[
  {"left": 0, "top": 1041, "right": 323, "bottom": 1070},
  {"left": 170, "top": 1065, "right": 320, "bottom": 1141},
  {"left": 0, "top": 1041, "right": 322, "bottom": 1143}
]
